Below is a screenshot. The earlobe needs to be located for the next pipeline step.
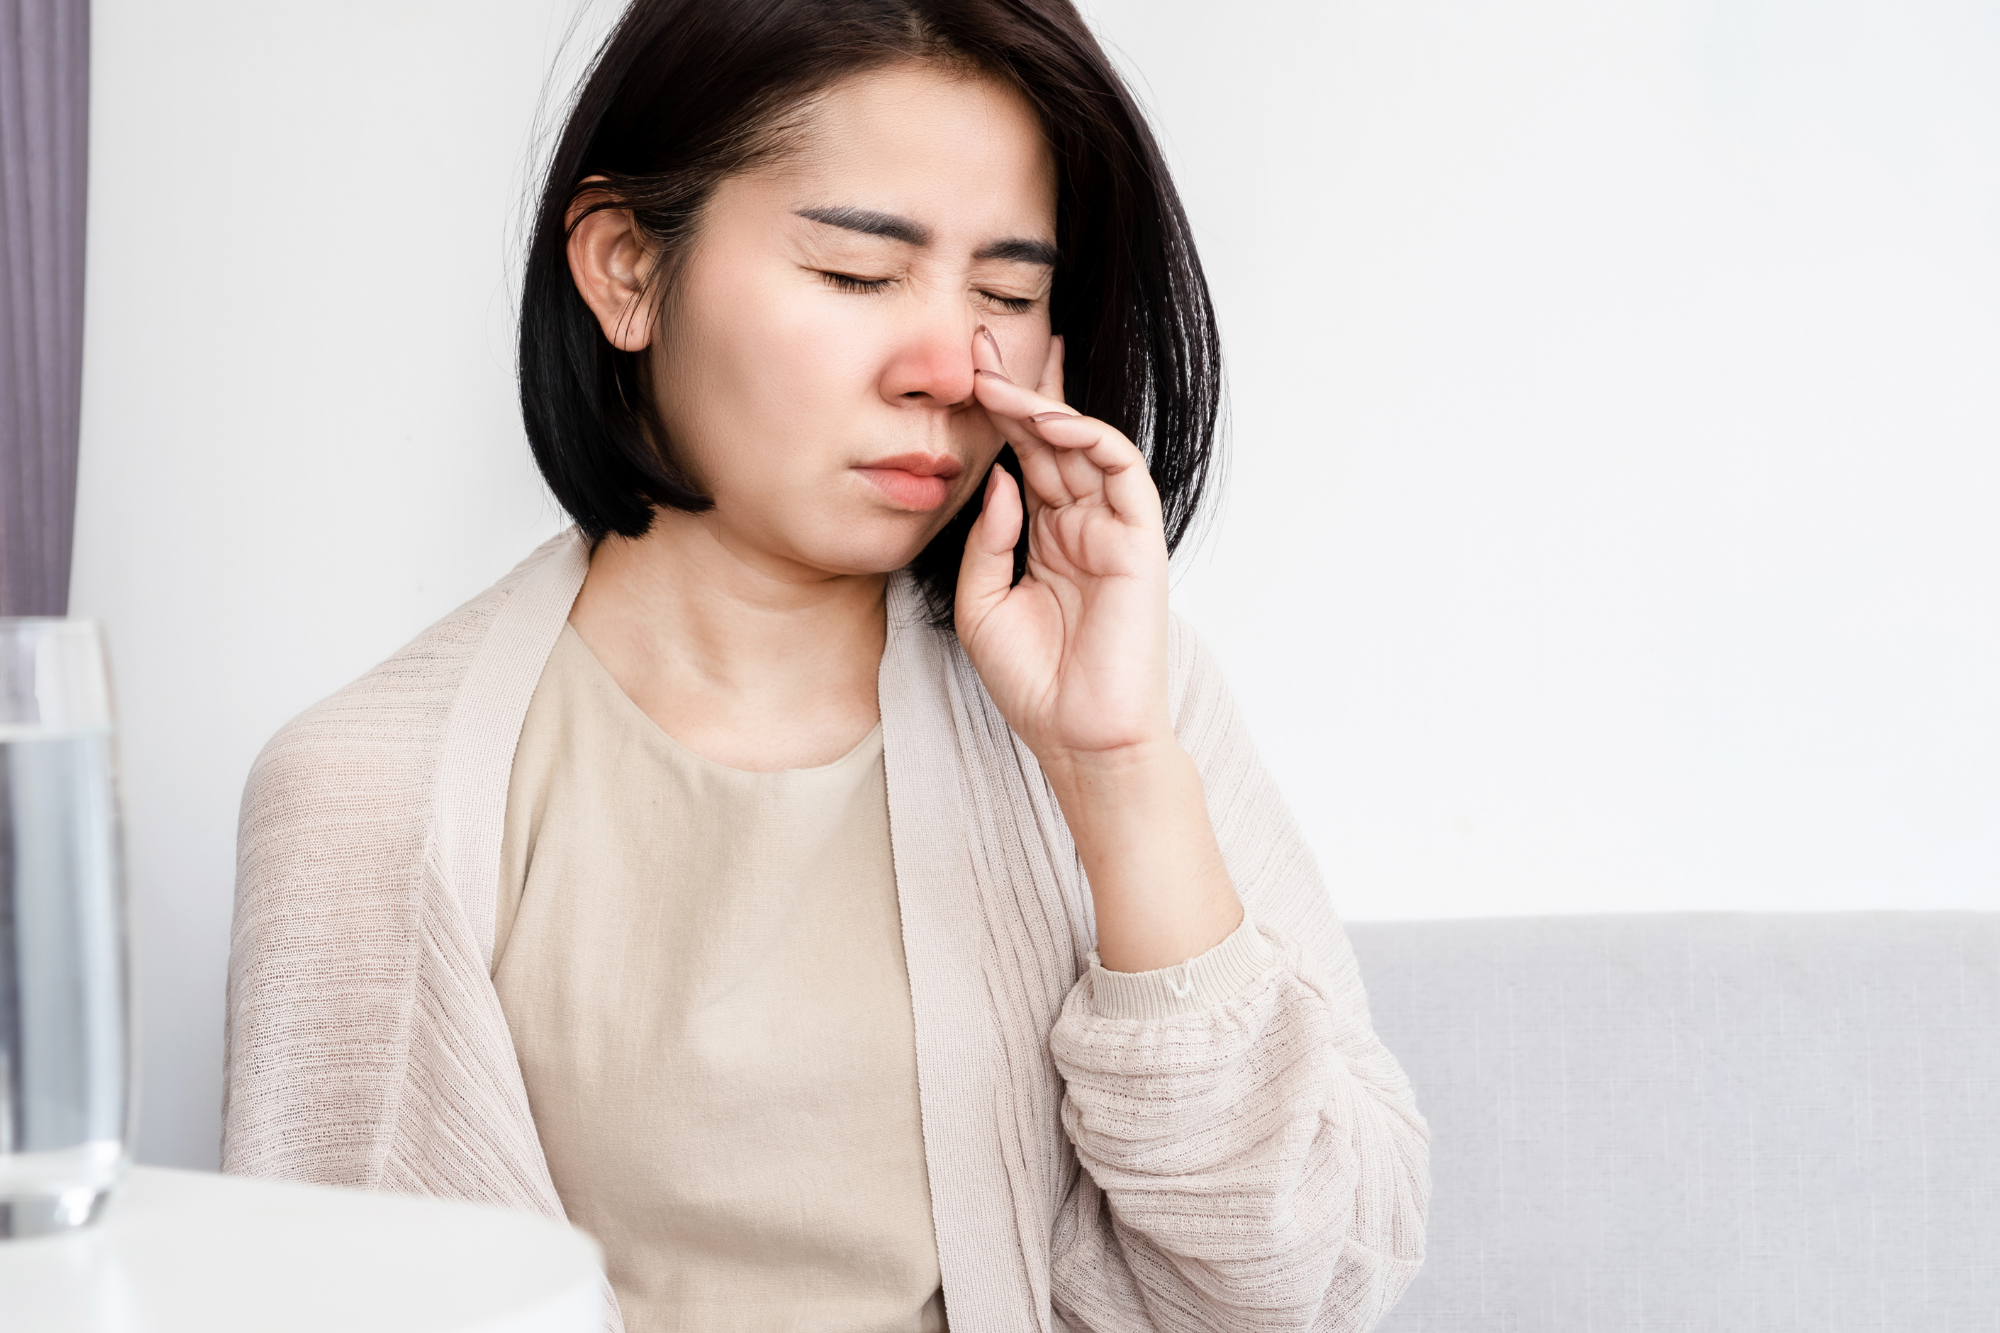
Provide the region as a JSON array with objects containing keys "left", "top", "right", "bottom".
[{"left": 565, "top": 190, "right": 658, "bottom": 353}]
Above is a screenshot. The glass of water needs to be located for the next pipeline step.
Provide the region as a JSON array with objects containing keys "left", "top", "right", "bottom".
[{"left": 0, "top": 619, "right": 131, "bottom": 1239}]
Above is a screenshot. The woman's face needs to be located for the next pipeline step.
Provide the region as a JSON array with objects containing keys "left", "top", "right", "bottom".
[{"left": 646, "top": 63, "right": 1058, "bottom": 578}]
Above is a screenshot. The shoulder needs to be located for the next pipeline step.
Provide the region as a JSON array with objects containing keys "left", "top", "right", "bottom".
[{"left": 237, "top": 531, "right": 585, "bottom": 860}]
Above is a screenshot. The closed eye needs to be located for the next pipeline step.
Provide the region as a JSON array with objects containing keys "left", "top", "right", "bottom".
[
  {"left": 982, "top": 291, "right": 1037, "bottom": 315},
  {"left": 820, "top": 271, "right": 891, "bottom": 294}
]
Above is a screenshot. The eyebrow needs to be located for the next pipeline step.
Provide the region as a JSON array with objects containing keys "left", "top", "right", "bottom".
[
  {"left": 795, "top": 205, "right": 930, "bottom": 246},
  {"left": 974, "top": 236, "right": 1060, "bottom": 268},
  {"left": 795, "top": 205, "right": 1057, "bottom": 268}
]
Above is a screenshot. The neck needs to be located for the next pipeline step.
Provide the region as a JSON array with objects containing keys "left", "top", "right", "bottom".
[{"left": 567, "top": 508, "right": 890, "bottom": 771}]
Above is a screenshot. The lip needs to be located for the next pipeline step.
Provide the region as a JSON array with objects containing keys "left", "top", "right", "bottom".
[
  {"left": 858, "top": 452, "right": 964, "bottom": 480},
  {"left": 853, "top": 452, "right": 964, "bottom": 511}
]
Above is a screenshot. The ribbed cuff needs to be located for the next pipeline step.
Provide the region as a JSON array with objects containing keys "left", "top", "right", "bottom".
[{"left": 1086, "top": 914, "right": 1276, "bottom": 1020}]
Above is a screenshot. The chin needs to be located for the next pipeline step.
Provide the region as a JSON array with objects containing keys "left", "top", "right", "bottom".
[{"left": 801, "top": 507, "right": 956, "bottom": 578}]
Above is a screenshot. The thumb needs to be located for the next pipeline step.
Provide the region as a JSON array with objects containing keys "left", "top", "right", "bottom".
[{"left": 955, "top": 464, "right": 1022, "bottom": 632}]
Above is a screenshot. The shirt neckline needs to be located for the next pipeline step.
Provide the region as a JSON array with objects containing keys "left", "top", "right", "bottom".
[{"left": 555, "top": 621, "right": 885, "bottom": 779}]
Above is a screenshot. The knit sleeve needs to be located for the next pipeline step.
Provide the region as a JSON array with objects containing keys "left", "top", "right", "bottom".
[{"left": 1043, "top": 618, "right": 1430, "bottom": 1332}]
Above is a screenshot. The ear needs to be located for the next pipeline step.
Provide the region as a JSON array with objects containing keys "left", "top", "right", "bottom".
[{"left": 565, "top": 178, "right": 660, "bottom": 352}]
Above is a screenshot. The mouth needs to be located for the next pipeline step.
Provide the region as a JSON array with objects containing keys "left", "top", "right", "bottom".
[{"left": 853, "top": 452, "right": 965, "bottom": 512}]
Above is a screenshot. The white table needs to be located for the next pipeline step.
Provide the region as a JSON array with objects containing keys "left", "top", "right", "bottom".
[{"left": 1, "top": 1166, "right": 604, "bottom": 1332}]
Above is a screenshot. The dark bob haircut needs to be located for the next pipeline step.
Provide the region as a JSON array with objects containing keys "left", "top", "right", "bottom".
[{"left": 518, "top": 0, "right": 1221, "bottom": 626}]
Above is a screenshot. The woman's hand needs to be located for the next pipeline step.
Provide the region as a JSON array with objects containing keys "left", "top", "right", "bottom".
[
  {"left": 955, "top": 328, "right": 1241, "bottom": 973},
  {"left": 954, "top": 327, "right": 1172, "bottom": 767}
]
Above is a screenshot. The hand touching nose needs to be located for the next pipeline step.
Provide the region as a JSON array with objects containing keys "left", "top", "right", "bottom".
[
  {"left": 954, "top": 325, "right": 1240, "bottom": 974},
  {"left": 956, "top": 323, "right": 1171, "bottom": 760}
]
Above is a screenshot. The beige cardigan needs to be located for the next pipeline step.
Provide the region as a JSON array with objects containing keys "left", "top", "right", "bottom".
[{"left": 223, "top": 531, "right": 1429, "bottom": 1332}]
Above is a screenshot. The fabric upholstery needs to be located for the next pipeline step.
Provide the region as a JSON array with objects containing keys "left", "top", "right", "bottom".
[{"left": 1346, "top": 912, "right": 2000, "bottom": 1332}]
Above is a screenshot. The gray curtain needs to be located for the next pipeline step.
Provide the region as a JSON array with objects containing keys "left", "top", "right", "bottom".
[{"left": 0, "top": 0, "right": 88, "bottom": 617}]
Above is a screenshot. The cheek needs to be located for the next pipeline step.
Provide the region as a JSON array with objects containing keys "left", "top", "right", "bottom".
[
  {"left": 670, "top": 271, "right": 864, "bottom": 450},
  {"left": 654, "top": 294, "right": 875, "bottom": 539}
]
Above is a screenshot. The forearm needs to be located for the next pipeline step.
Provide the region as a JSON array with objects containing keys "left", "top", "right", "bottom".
[
  {"left": 1042, "top": 737, "right": 1242, "bottom": 973},
  {"left": 1042, "top": 618, "right": 1432, "bottom": 1329}
]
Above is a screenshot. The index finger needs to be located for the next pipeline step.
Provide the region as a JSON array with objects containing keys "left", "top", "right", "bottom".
[{"left": 971, "top": 370, "right": 1160, "bottom": 530}]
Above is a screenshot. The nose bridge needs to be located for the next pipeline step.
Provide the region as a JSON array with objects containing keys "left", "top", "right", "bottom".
[{"left": 886, "top": 280, "right": 976, "bottom": 406}]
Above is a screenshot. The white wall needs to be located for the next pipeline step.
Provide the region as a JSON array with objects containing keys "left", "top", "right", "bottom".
[
  {"left": 70, "top": 1, "right": 1997, "bottom": 1170},
  {"left": 1082, "top": 0, "right": 2000, "bottom": 919}
]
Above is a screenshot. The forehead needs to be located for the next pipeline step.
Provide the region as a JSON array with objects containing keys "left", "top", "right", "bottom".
[{"left": 766, "top": 62, "right": 1057, "bottom": 240}]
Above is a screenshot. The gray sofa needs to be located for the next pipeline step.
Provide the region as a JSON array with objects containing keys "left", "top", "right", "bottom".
[{"left": 1345, "top": 913, "right": 2000, "bottom": 1332}]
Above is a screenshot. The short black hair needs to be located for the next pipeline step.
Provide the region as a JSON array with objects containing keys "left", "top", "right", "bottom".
[{"left": 517, "top": 0, "right": 1222, "bottom": 626}]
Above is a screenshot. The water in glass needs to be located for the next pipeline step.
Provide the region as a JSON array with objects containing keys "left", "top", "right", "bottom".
[{"left": 0, "top": 619, "right": 131, "bottom": 1238}]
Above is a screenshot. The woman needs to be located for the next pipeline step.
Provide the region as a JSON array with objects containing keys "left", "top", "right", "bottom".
[{"left": 223, "top": 1, "right": 1428, "bottom": 1330}]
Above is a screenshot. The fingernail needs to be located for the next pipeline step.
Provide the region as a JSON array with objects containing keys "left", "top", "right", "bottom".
[
  {"left": 976, "top": 326, "right": 1010, "bottom": 376},
  {"left": 1032, "top": 411, "right": 1079, "bottom": 423}
]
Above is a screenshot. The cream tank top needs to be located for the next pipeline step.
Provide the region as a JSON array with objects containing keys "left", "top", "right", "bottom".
[{"left": 493, "top": 624, "right": 947, "bottom": 1333}]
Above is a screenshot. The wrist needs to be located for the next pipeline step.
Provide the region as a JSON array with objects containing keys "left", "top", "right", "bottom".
[
  {"left": 1039, "top": 735, "right": 1241, "bottom": 973},
  {"left": 1038, "top": 732, "right": 1186, "bottom": 804}
]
